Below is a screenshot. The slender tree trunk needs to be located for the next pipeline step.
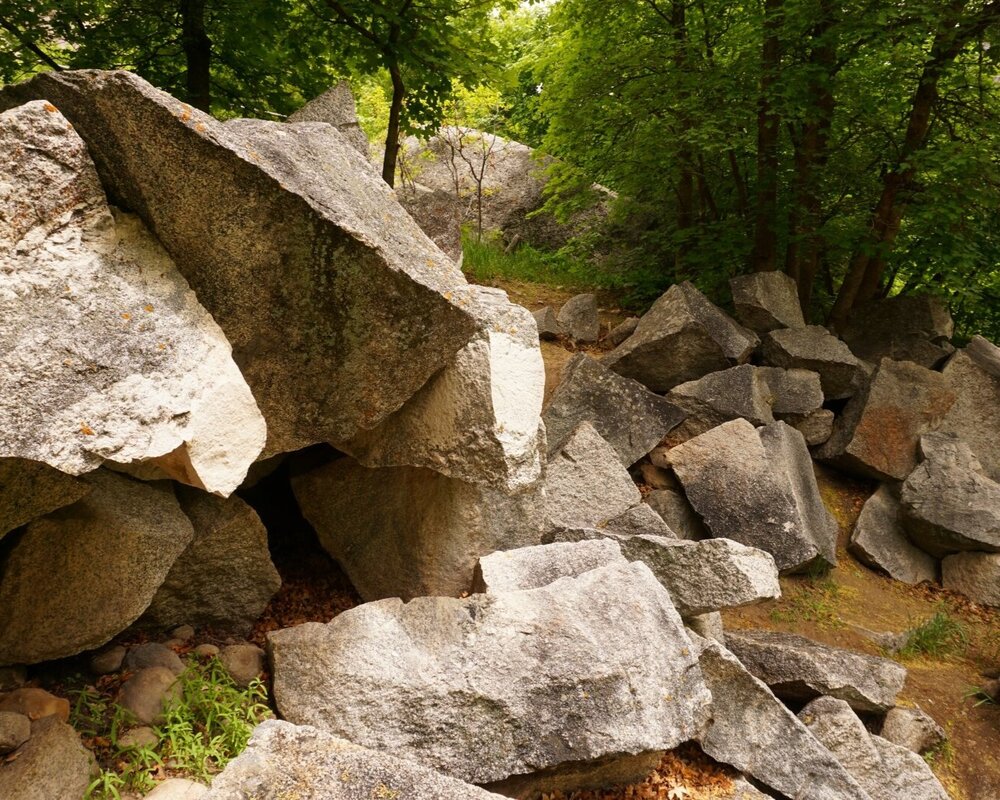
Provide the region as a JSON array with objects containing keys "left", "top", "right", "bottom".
[
  {"left": 671, "top": 0, "right": 696, "bottom": 274},
  {"left": 382, "top": 60, "right": 405, "bottom": 187},
  {"left": 729, "top": 150, "right": 750, "bottom": 217},
  {"left": 751, "top": 0, "right": 783, "bottom": 272},
  {"left": 179, "top": 0, "right": 211, "bottom": 112}
]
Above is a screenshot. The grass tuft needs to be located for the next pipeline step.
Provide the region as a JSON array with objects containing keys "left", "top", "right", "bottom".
[{"left": 900, "top": 606, "right": 970, "bottom": 660}]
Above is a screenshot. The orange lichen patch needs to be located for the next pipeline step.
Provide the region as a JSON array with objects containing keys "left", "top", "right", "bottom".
[
  {"left": 143, "top": 304, "right": 154, "bottom": 313},
  {"left": 178, "top": 105, "right": 192, "bottom": 122},
  {"left": 194, "top": 122, "right": 206, "bottom": 133},
  {"left": 157, "top": 343, "right": 167, "bottom": 350},
  {"left": 79, "top": 423, "right": 94, "bottom": 436},
  {"left": 121, "top": 312, "right": 131, "bottom": 321},
  {"left": 43, "top": 102, "right": 57, "bottom": 113}
]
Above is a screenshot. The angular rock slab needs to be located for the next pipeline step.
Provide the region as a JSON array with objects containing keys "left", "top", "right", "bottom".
[
  {"left": 942, "top": 551, "right": 1000, "bottom": 607},
  {"left": 292, "top": 456, "right": 544, "bottom": 601},
  {"left": 345, "top": 286, "right": 545, "bottom": 491},
  {"left": 203, "top": 720, "right": 507, "bottom": 800},
  {"left": 608, "top": 316, "right": 639, "bottom": 346},
  {"left": 0, "top": 470, "right": 193, "bottom": 665},
  {"left": 730, "top": 271, "right": 805, "bottom": 333},
  {"left": 725, "top": 629, "right": 907, "bottom": 712},
  {"left": 667, "top": 365, "right": 775, "bottom": 441},
  {"left": 668, "top": 419, "right": 837, "bottom": 572},
  {"left": 605, "top": 502, "right": 678, "bottom": 538},
  {"left": 543, "top": 422, "right": 642, "bottom": 529},
  {"left": 900, "top": 459, "right": 1000, "bottom": 557},
  {"left": 557, "top": 293, "right": 600, "bottom": 342},
  {"left": 817, "top": 359, "right": 955, "bottom": 481},
  {"left": 0, "top": 716, "right": 96, "bottom": 800},
  {"left": 756, "top": 366, "right": 824, "bottom": 418},
  {"left": 761, "top": 325, "right": 864, "bottom": 400},
  {"left": 286, "top": 80, "right": 370, "bottom": 156},
  {"left": 645, "top": 487, "right": 707, "bottom": 540},
  {"left": 543, "top": 353, "right": 684, "bottom": 466},
  {"left": 603, "top": 282, "right": 758, "bottom": 392},
  {"left": 938, "top": 335, "right": 1000, "bottom": 482},
  {"left": 0, "top": 99, "right": 265, "bottom": 496},
  {"left": 533, "top": 306, "right": 562, "bottom": 340},
  {"left": 849, "top": 484, "right": 937, "bottom": 585},
  {"left": 269, "top": 562, "right": 711, "bottom": 788},
  {"left": 0, "top": 458, "right": 89, "bottom": 540},
  {"left": 473, "top": 539, "right": 626, "bottom": 593},
  {"left": 138, "top": 486, "right": 281, "bottom": 634},
  {"left": 791, "top": 408, "right": 835, "bottom": 446},
  {"left": 841, "top": 294, "right": 954, "bottom": 369},
  {"left": 695, "top": 639, "right": 873, "bottom": 800},
  {"left": 798, "top": 697, "right": 949, "bottom": 800},
  {"left": 0, "top": 70, "right": 485, "bottom": 458}
]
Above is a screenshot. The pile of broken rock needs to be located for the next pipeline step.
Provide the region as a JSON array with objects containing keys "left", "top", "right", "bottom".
[{"left": 0, "top": 69, "right": 982, "bottom": 800}]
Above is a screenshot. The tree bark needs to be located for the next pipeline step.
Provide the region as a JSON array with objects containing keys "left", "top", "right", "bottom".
[
  {"left": 179, "top": 0, "right": 211, "bottom": 112},
  {"left": 751, "top": 0, "right": 783, "bottom": 272},
  {"left": 382, "top": 59, "right": 405, "bottom": 187}
]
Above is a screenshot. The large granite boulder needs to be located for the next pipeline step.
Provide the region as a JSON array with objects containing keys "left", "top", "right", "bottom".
[
  {"left": 203, "top": 720, "right": 507, "bottom": 800},
  {"left": 817, "top": 359, "right": 955, "bottom": 481},
  {"left": 941, "top": 551, "right": 1000, "bottom": 606},
  {"left": 269, "top": 561, "right": 711, "bottom": 793},
  {"left": 286, "top": 80, "right": 369, "bottom": 155},
  {"left": 138, "top": 487, "right": 281, "bottom": 634},
  {"left": 667, "top": 419, "right": 837, "bottom": 572},
  {"left": 849, "top": 485, "right": 937, "bottom": 585},
  {"left": 0, "top": 470, "right": 193, "bottom": 665},
  {"left": 0, "top": 459, "right": 89, "bottom": 540},
  {"left": 798, "top": 697, "right": 949, "bottom": 800},
  {"left": 840, "top": 294, "right": 954, "bottom": 369},
  {"left": 602, "top": 282, "right": 758, "bottom": 392},
  {"left": 937, "top": 336, "right": 1000, "bottom": 482},
  {"left": 0, "top": 71, "right": 497, "bottom": 461},
  {"left": 0, "top": 99, "right": 265, "bottom": 496},
  {"left": 557, "top": 293, "right": 600, "bottom": 342},
  {"left": 292, "top": 456, "right": 544, "bottom": 601},
  {"left": 761, "top": 326, "right": 864, "bottom": 400},
  {"left": 730, "top": 271, "right": 806, "bottom": 333},
  {"left": 666, "top": 365, "right": 775, "bottom": 441},
  {"left": 543, "top": 353, "right": 684, "bottom": 466},
  {"left": 0, "top": 716, "right": 96, "bottom": 800},
  {"left": 695, "top": 639, "right": 872, "bottom": 800},
  {"left": 725, "top": 629, "right": 907, "bottom": 712}
]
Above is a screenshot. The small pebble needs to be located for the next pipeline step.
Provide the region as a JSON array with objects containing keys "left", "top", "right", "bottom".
[
  {"left": 124, "top": 643, "right": 185, "bottom": 676},
  {"left": 0, "top": 711, "right": 30, "bottom": 754},
  {"left": 193, "top": 644, "right": 220, "bottom": 659},
  {"left": 219, "top": 644, "right": 265, "bottom": 688},
  {"left": 170, "top": 625, "right": 195, "bottom": 642},
  {"left": 90, "top": 644, "right": 127, "bottom": 675},
  {"left": 119, "top": 725, "right": 159, "bottom": 749}
]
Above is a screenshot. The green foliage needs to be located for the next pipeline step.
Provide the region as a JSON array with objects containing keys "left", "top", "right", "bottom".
[
  {"left": 461, "top": 228, "right": 584, "bottom": 287},
  {"left": 900, "top": 607, "right": 970, "bottom": 660},
  {"left": 963, "top": 685, "right": 999, "bottom": 708}
]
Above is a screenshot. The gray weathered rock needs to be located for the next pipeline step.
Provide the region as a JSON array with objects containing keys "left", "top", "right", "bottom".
[
  {"left": 756, "top": 367, "right": 824, "bottom": 418},
  {"left": 668, "top": 420, "right": 837, "bottom": 572},
  {"left": 918, "top": 431, "right": 985, "bottom": 473},
  {"left": 761, "top": 326, "right": 864, "bottom": 400},
  {"left": 0, "top": 99, "right": 265, "bottom": 496},
  {"left": 90, "top": 644, "right": 127, "bottom": 675},
  {"left": 0, "top": 460, "right": 89, "bottom": 540},
  {"left": 0, "top": 470, "right": 193, "bottom": 665},
  {"left": 880, "top": 706, "right": 946, "bottom": 755},
  {"left": 790, "top": 408, "right": 835, "bottom": 446},
  {"left": 667, "top": 365, "right": 775, "bottom": 441},
  {"left": 817, "top": 359, "right": 955, "bottom": 481},
  {"left": 696, "top": 639, "right": 873, "bottom": 800},
  {"left": 123, "top": 643, "right": 185, "bottom": 676},
  {"left": 345, "top": 286, "right": 545, "bottom": 492},
  {"left": 0, "top": 71, "right": 492, "bottom": 460},
  {"left": 937, "top": 336, "right": 1000, "bottom": 482},
  {"left": 725, "top": 629, "right": 907, "bottom": 712},
  {"left": 533, "top": 306, "right": 562, "bottom": 340},
  {"left": 942, "top": 551, "right": 1000, "bottom": 606},
  {"left": 140, "top": 487, "right": 280, "bottom": 634},
  {"left": 900, "top": 459, "right": 1000, "bottom": 557},
  {"left": 118, "top": 667, "right": 181, "bottom": 725},
  {"left": 145, "top": 778, "right": 209, "bottom": 799},
  {"left": 608, "top": 316, "right": 639, "bottom": 346},
  {"left": 644, "top": 487, "right": 706, "bottom": 540},
  {"left": 557, "top": 293, "right": 600, "bottom": 342},
  {"left": 603, "top": 282, "right": 759, "bottom": 392},
  {"left": 119, "top": 726, "right": 159, "bottom": 749},
  {"left": 544, "top": 422, "right": 642, "bottom": 529},
  {"left": 730, "top": 271, "right": 806, "bottom": 333},
  {"left": 849, "top": 484, "right": 937, "bottom": 585},
  {"left": 0, "top": 716, "right": 96, "bottom": 800},
  {"left": 219, "top": 644, "right": 265, "bottom": 688},
  {"left": 543, "top": 353, "right": 684, "bottom": 466},
  {"left": 0, "top": 711, "right": 30, "bottom": 754},
  {"left": 292, "top": 456, "right": 544, "bottom": 601},
  {"left": 685, "top": 612, "right": 726, "bottom": 644},
  {"left": 203, "top": 720, "right": 507, "bottom": 800},
  {"left": 286, "top": 80, "right": 369, "bottom": 156},
  {"left": 798, "top": 697, "right": 949, "bottom": 800},
  {"left": 269, "top": 561, "right": 711, "bottom": 789},
  {"left": 841, "top": 294, "right": 955, "bottom": 369},
  {"left": 473, "top": 539, "right": 626, "bottom": 593},
  {"left": 604, "top": 502, "right": 678, "bottom": 537}
]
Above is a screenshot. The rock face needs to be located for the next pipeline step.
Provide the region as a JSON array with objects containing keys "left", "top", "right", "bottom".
[
  {"left": 696, "top": 640, "right": 872, "bottom": 800},
  {"left": 0, "top": 99, "right": 265, "bottom": 496},
  {"left": 761, "top": 326, "right": 864, "bottom": 400},
  {"left": 849, "top": 484, "right": 937, "bottom": 585},
  {"left": 345, "top": 286, "right": 545, "bottom": 492},
  {"left": 0, "top": 716, "right": 96, "bottom": 800},
  {"left": 269, "top": 561, "right": 711, "bottom": 790},
  {"left": 286, "top": 80, "right": 369, "bottom": 155},
  {"left": 941, "top": 551, "right": 1000, "bottom": 606},
  {"left": 543, "top": 422, "right": 642, "bottom": 529},
  {"left": 0, "top": 470, "right": 193, "bottom": 665},
  {"left": 204, "top": 720, "right": 507, "bottom": 800},
  {"left": 604, "top": 502, "right": 678, "bottom": 538},
  {"left": 840, "top": 294, "right": 954, "bottom": 369},
  {"left": 0, "top": 70, "right": 494, "bottom": 460},
  {"left": 603, "top": 282, "right": 759, "bottom": 392},
  {"left": 817, "top": 359, "right": 955, "bottom": 481},
  {"left": 756, "top": 367, "right": 824, "bottom": 419},
  {"left": 292, "top": 456, "right": 544, "bottom": 601},
  {"left": 473, "top": 540, "right": 626, "bottom": 593},
  {"left": 730, "top": 271, "right": 805, "bottom": 333},
  {"left": 645, "top": 487, "right": 707, "bottom": 540},
  {"left": 543, "top": 354, "right": 684, "bottom": 466},
  {"left": 557, "top": 293, "right": 600, "bottom": 342},
  {"left": 725, "top": 629, "right": 907, "bottom": 712},
  {"left": 798, "top": 697, "right": 949, "bottom": 800},
  {"left": 0, "top": 459, "right": 89, "bottom": 539},
  {"left": 139, "top": 487, "right": 281, "bottom": 634},
  {"left": 937, "top": 336, "right": 1000, "bottom": 481},
  {"left": 667, "top": 365, "right": 776, "bottom": 441},
  {"left": 668, "top": 420, "right": 837, "bottom": 572}
]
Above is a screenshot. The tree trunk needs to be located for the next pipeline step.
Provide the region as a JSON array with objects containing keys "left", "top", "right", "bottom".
[
  {"left": 672, "top": 0, "right": 695, "bottom": 274},
  {"left": 179, "top": 0, "right": 211, "bottom": 112},
  {"left": 751, "top": 0, "right": 782, "bottom": 272},
  {"left": 382, "top": 61, "right": 405, "bottom": 187}
]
